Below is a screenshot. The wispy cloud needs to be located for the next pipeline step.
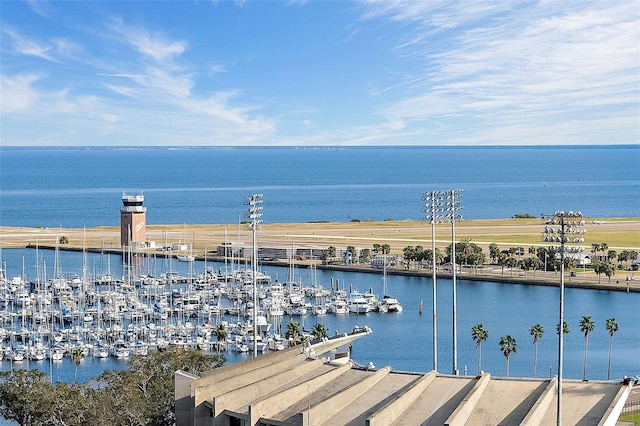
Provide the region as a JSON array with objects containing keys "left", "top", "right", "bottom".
[
  {"left": 3, "top": 28, "right": 55, "bottom": 61},
  {"left": 350, "top": 1, "right": 639, "bottom": 145},
  {"left": 1, "top": 1, "right": 637, "bottom": 146},
  {"left": 0, "top": 73, "right": 42, "bottom": 113}
]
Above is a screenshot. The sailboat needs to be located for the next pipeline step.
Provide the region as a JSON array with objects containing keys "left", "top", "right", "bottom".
[
  {"left": 177, "top": 231, "right": 195, "bottom": 262},
  {"left": 378, "top": 257, "right": 403, "bottom": 313}
]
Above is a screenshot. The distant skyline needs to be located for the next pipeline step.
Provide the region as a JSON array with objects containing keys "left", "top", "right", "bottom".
[{"left": 1, "top": 1, "right": 638, "bottom": 147}]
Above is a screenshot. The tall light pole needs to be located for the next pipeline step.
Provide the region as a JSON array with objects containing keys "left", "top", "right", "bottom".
[
  {"left": 541, "top": 210, "right": 585, "bottom": 426},
  {"left": 422, "top": 189, "right": 462, "bottom": 375},
  {"left": 448, "top": 189, "right": 463, "bottom": 376},
  {"left": 245, "top": 193, "right": 263, "bottom": 358},
  {"left": 422, "top": 190, "right": 448, "bottom": 373}
]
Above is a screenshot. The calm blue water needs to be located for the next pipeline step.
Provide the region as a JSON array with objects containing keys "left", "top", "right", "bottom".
[
  {"left": 1, "top": 248, "right": 638, "bottom": 382},
  {"left": 0, "top": 146, "right": 639, "bottom": 383},
  {"left": 1, "top": 146, "right": 638, "bottom": 227}
]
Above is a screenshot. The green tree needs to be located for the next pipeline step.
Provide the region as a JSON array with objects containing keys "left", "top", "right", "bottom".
[
  {"left": 72, "top": 347, "right": 85, "bottom": 383},
  {"left": 556, "top": 321, "right": 570, "bottom": 337},
  {"left": 530, "top": 324, "right": 544, "bottom": 378},
  {"left": 499, "top": 335, "right": 517, "bottom": 377},
  {"left": 0, "top": 348, "right": 224, "bottom": 426},
  {"left": 579, "top": 316, "right": 595, "bottom": 380},
  {"left": 593, "top": 261, "right": 616, "bottom": 284},
  {"left": 489, "top": 243, "right": 500, "bottom": 264},
  {"left": 312, "top": 323, "right": 328, "bottom": 340},
  {"left": 605, "top": 318, "right": 619, "bottom": 380},
  {"left": 214, "top": 323, "right": 228, "bottom": 353},
  {"left": 359, "top": 248, "right": 371, "bottom": 264},
  {"left": 497, "top": 252, "right": 509, "bottom": 276},
  {"left": 467, "top": 252, "right": 486, "bottom": 274},
  {"left": 403, "top": 246, "right": 417, "bottom": 266},
  {"left": 617, "top": 250, "right": 630, "bottom": 268},
  {"left": 59, "top": 235, "right": 69, "bottom": 244},
  {"left": 471, "top": 323, "right": 489, "bottom": 374},
  {"left": 97, "top": 347, "right": 224, "bottom": 426},
  {"left": 286, "top": 320, "right": 302, "bottom": 345},
  {"left": 603, "top": 261, "right": 616, "bottom": 284},
  {"left": 322, "top": 246, "right": 336, "bottom": 260},
  {"left": 504, "top": 256, "right": 518, "bottom": 277},
  {"left": 0, "top": 368, "right": 110, "bottom": 425}
]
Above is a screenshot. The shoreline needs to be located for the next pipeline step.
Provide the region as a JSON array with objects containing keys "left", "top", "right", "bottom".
[
  {"left": 2, "top": 217, "right": 638, "bottom": 294},
  {"left": 18, "top": 243, "right": 640, "bottom": 294}
]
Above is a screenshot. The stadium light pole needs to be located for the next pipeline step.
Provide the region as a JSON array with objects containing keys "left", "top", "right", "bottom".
[
  {"left": 245, "top": 193, "right": 263, "bottom": 358},
  {"left": 423, "top": 189, "right": 462, "bottom": 375},
  {"left": 448, "top": 189, "right": 463, "bottom": 376},
  {"left": 541, "top": 210, "right": 586, "bottom": 426},
  {"left": 422, "top": 190, "right": 447, "bottom": 373}
]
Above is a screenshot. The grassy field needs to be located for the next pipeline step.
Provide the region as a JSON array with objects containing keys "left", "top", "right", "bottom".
[
  {"left": 1, "top": 217, "right": 638, "bottom": 256},
  {"left": 619, "top": 413, "right": 640, "bottom": 425}
]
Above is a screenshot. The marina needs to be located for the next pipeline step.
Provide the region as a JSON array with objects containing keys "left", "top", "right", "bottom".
[
  {"left": 0, "top": 245, "right": 403, "bottom": 378},
  {"left": 1, "top": 246, "right": 638, "bottom": 383}
]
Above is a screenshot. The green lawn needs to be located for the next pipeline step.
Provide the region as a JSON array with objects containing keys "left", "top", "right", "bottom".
[{"left": 620, "top": 413, "right": 640, "bottom": 425}]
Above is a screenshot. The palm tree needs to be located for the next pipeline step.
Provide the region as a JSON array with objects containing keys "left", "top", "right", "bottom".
[
  {"left": 605, "top": 318, "right": 619, "bottom": 380},
  {"left": 556, "top": 321, "right": 570, "bottom": 337},
  {"left": 312, "top": 323, "right": 328, "bottom": 340},
  {"left": 529, "top": 324, "right": 544, "bottom": 378},
  {"left": 214, "top": 323, "right": 227, "bottom": 353},
  {"left": 286, "top": 320, "right": 302, "bottom": 346},
  {"left": 489, "top": 243, "right": 500, "bottom": 264},
  {"left": 499, "top": 335, "right": 517, "bottom": 377},
  {"left": 72, "top": 347, "right": 84, "bottom": 383},
  {"left": 600, "top": 243, "right": 609, "bottom": 261},
  {"left": 471, "top": 323, "right": 489, "bottom": 374},
  {"left": 579, "top": 316, "right": 595, "bottom": 380}
]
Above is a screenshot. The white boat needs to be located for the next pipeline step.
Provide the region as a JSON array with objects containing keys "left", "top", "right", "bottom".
[
  {"left": 5, "top": 348, "right": 26, "bottom": 362},
  {"left": 348, "top": 293, "right": 371, "bottom": 314},
  {"left": 378, "top": 258, "right": 402, "bottom": 313},
  {"left": 110, "top": 340, "right": 131, "bottom": 358},
  {"left": 379, "top": 295, "right": 403, "bottom": 313},
  {"left": 177, "top": 254, "right": 195, "bottom": 262},
  {"left": 328, "top": 298, "right": 349, "bottom": 315},
  {"left": 28, "top": 346, "right": 47, "bottom": 361},
  {"left": 92, "top": 344, "right": 110, "bottom": 358},
  {"left": 48, "top": 346, "right": 65, "bottom": 361},
  {"left": 312, "top": 304, "right": 327, "bottom": 316}
]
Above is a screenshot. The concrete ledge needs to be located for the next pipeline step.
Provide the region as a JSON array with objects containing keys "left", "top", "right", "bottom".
[
  {"left": 598, "top": 381, "right": 634, "bottom": 426},
  {"left": 520, "top": 377, "right": 557, "bottom": 426},
  {"left": 249, "top": 362, "right": 353, "bottom": 424},
  {"left": 304, "top": 367, "right": 391, "bottom": 426},
  {"left": 366, "top": 371, "right": 437, "bottom": 426},
  {"left": 444, "top": 373, "right": 491, "bottom": 426},
  {"left": 217, "top": 358, "right": 326, "bottom": 412}
]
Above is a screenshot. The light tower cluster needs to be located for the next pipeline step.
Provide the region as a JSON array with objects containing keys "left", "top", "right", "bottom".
[
  {"left": 245, "top": 193, "right": 263, "bottom": 357},
  {"left": 422, "top": 189, "right": 463, "bottom": 375},
  {"left": 541, "top": 210, "right": 586, "bottom": 426}
]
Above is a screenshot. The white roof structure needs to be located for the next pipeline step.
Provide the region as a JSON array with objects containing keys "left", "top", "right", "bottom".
[{"left": 176, "top": 328, "right": 633, "bottom": 426}]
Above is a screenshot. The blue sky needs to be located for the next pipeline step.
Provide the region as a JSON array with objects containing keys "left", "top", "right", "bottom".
[{"left": 1, "top": 1, "right": 638, "bottom": 146}]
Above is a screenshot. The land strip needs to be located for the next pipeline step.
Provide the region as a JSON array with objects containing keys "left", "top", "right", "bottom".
[{"left": 1, "top": 217, "right": 639, "bottom": 292}]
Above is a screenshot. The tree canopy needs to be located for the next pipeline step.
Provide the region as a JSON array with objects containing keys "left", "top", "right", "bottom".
[{"left": 0, "top": 347, "right": 225, "bottom": 426}]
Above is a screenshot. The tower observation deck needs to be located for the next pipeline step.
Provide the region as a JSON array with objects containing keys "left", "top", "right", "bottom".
[{"left": 120, "top": 193, "right": 147, "bottom": 247}]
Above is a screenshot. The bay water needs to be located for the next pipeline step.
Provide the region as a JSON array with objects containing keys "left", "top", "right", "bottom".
[{"left": 0, "top": 146, "right": 638, "bottom": 383}]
